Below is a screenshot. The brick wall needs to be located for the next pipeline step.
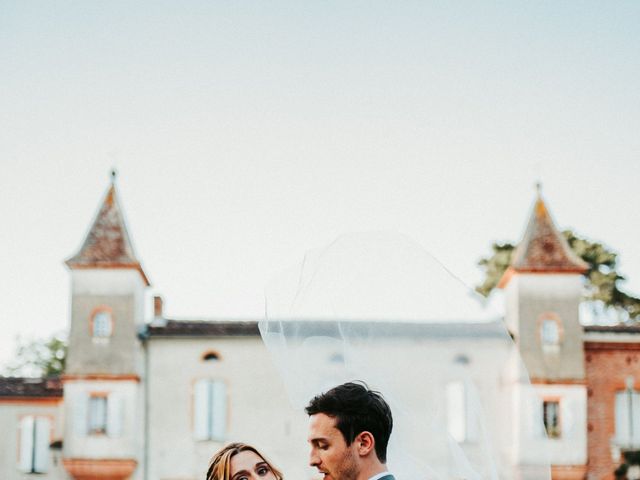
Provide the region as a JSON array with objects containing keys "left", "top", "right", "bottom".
[{"left": 585, "top": 342, "right": 640, "bottom": 480}]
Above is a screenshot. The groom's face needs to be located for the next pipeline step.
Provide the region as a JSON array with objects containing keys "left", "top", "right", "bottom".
[{"left": 308, "top": 413, "right": 358, "bottom": 480}]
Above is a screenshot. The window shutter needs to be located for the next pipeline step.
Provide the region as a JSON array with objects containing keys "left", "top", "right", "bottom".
[
  {"left": 524, "top": 391, "right": 545, "bottom": 439},
  {"left": 33, "top": 417, "right": 50, "bottom": 473},
  {"left": 210, "top": 381, "right": 227, "bottom": 441},
  {"left": 107, "top": 393, "right": 124, "bottom": 438},
  {"left": 446, "top": 381, "right": 465, "bottom": 443},
  {"left": 73, "top": 392, "right": 89, "bottom": 436},
  {"left": 464, "top": 381, "right": 480, "bottom": 443},
  {"left": 18, "top": 416, "right": 34, "bottom": 472},
  {"left": 632, "top": 393, "right": 640, "bottom": 446},
  {"left": 193, "top": 380, "right": 210, "bottom": 440},
  {"left": 616, "top": 392, "right": 630, "bottom": 444},
  {"left": 562, "top": 398, "right": 574, "bottom": 436}
]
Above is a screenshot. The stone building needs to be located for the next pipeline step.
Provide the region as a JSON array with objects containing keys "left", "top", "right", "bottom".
[{"left": 0, "top": 178, "right": 638, "bottom": 480}]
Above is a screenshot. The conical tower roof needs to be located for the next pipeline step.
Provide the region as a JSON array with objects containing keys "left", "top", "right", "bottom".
[
  {"left": 498, "top": 185, "right": 588, "bottom": 288},
  {"left": 66, "top": 173, "right": 150, "bottom": 285}
]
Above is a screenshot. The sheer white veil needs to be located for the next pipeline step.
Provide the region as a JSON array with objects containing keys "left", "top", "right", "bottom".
[{"left": 259, "top": 232, "right": 550, "bottom": 480}]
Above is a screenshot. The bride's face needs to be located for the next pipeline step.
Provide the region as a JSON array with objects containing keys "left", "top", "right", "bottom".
[{"left": 230, "top": 451, "right": 277, "bottom": 480}]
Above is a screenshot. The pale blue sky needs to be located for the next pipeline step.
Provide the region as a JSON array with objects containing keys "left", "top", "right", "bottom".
[{"left": 1, "top": 2, "right": 639, "bottom": 365}]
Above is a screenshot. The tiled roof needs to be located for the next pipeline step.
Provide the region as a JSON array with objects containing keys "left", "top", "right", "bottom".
[
  {"left": 146, "top": 319, "right": 508, "bottom": 338},
  {"left": 498, "top": 189, "right": 588, "bottom": 288},
  {"left": 147, "top": 320, "right": 261, "bottom": 337},
  {"left": 584, "top": 325, "right": 640, "bottom": 334},
  {"left": 510, "top": 194, "right": 588, "bottom": 273},
  {"left": 66, "top": 179, "right": 150, "bottom": 285},
  {"left": 0, "top": 377, "right": 63, "bottom": 398}
]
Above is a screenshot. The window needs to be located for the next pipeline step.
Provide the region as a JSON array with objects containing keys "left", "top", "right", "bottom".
[
  {"left": 72, "top": 392, "right": 123, "bottom": 438},
  {"left": 541, "top": 320, "right": 560, "bottom": 346},
  {"left": 538, "top": 313, "right": 563, "bottom": 350},
  {"left": 446, "top": 381, "right": 479, "bottom": 443},
  {"left": 18, "top": 416, "right": 50, "bottom": 473},
  {"left": 615, "top": 390, "right": 640, "bottom": 448},
  {"left": 92, "top": 310, "right": 113, "bottom": 339},
  {"left": 543, "top": 400, "right": 561, "bottom": 438},
  {"left": 193, "top": 379, "right": 227, "bottom": 441},
  {"left": 202, "top": 351, "right": 221, "bottom": 362},
  {"left": 89, "top": 395, "right": 108, "bottom": 434}
]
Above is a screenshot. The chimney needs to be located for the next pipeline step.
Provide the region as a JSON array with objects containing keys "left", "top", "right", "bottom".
[{"left": 153, "top": 295, "right": 163, "bottom": 318}]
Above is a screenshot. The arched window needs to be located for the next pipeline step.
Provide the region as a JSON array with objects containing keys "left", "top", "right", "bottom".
[
  {"left": 201, "top": 350, "right": 221, "bottom": 362},
  {"left": 541, "top": 319, "right": 560, "bottom": 346},
  {"left": 538, "top": 313, "right": 563, "bottom": 349},
  {"left": 91, "top": 309, "right": 113, "bottom": 339}
]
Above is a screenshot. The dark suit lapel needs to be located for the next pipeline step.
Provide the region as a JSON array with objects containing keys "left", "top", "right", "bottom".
[{"left": 377, "top": 475, "right": 395, "bottom": 480}]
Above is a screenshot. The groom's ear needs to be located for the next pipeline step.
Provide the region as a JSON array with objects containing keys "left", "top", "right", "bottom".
[{"left": 355, "top": 431, "right": 375, "bottom": 457}]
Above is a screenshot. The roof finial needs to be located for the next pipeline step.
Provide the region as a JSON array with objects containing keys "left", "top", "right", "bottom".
[
  {"left": 535, "top": 181, "right": 542, "bottom": 197},
  {"left": 110, "top": 168, "right": 117, "bottom": 184}
]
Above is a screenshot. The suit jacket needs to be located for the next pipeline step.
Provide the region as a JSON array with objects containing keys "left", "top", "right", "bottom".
[{"left": 375, "top": 474, "right": 395, "bottom": 480}]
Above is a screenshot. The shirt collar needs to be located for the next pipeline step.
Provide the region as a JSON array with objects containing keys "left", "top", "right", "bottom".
[{"left": 368, "top": 472, "right": 391, "bottom": 480}]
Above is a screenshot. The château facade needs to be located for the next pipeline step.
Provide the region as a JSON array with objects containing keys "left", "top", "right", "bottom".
[{"left": 0, "top": 178, "right": 638, "bottom": 480}]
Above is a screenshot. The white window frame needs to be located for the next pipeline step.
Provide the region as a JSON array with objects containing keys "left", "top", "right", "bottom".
[
  {"left": 91, "top": 309, "right": 113, "bottom": 340},
  {"left": 615, "top": 390, "right": 640, "bottom": 448},
  {"left": 541, "top": 319, "right": 560, "bottom": 346},
  {"left": 446, "top": 380, "right": 479, "bottom": 444},
  {"left": 193, "top": 379, "right": 227, "bottom": 441},
  {"left": 543, "top": 399, "right": 561, "bottom": 439},
  {"left": 18, "top": 415, "right": 50, "bottom": 473},
  {"left": 88, "top": 395, "right": 108, "bottom": 434},
  {"left": 74, "top": 392, "right": 123, "bottom": 438}
]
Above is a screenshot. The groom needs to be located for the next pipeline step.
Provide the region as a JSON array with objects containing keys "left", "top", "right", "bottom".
[{"left": 306, "top": 382, "right": 395, "bottom": 480}]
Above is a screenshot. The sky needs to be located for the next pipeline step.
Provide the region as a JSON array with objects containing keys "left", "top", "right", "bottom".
[{"left": 1, "top": 1, "right": 639, "bottom": 367}]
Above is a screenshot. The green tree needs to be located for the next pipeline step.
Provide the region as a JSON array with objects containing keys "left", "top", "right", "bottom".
[
  {"left": 4, "top": 334, "right": 67, "bottom": 377},
  {"left": 476, "top": 230, "right": 640, "bottom": 321}
]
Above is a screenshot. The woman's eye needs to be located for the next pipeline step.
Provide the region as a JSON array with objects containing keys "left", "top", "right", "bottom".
[{"left": 257, "top": 467, "right": 269, "bottom": 476}]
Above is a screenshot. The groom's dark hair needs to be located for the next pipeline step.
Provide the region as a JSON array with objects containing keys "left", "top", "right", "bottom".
[{"left": 305, "top": 381, "right": 393, "bottom": 463}]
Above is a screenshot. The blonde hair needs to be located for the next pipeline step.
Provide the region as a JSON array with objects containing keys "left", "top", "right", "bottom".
[{"left": 206, "top": 443, "right": 283, "bottom": 480}]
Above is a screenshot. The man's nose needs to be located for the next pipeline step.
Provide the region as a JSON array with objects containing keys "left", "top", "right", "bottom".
[{"left": 309, "top": 449, "right": 320, "bottom": 467}]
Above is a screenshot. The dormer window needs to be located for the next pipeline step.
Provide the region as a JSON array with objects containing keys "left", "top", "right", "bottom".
[{"left": 92, "top": 308, "right": 113, "bottom": 339}]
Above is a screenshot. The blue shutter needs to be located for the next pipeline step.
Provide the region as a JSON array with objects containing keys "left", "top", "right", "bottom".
[
  {"left": 210, "top": 381, "right": 227, "bottom": 441},
  {"left": 33, "top": 417, "right": 50, "bottom": 473},
  {"left": 194, "top": 379, "right": 210, "bottom": 440},
  {"left": 18, "top": 416, "right": 34, "bottom": 472},
  {"left": 107, "top": 393, "right": 124, "bottom": 438},
  {"left": 73, "top": 392, "right": 89, "bottom": 436}
]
